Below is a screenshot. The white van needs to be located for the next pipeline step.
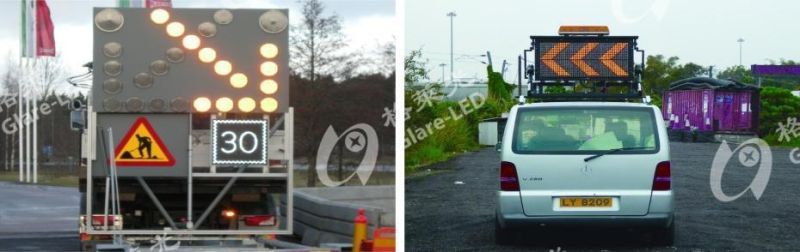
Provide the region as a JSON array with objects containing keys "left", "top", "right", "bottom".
[{"left": 495, "top": 101, "right": 673, "bottom": 245}]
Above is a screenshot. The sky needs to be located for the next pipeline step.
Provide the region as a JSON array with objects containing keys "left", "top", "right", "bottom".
[
  {"left": 406, "top": 0, "right": 800, "bottom": 83},
  {"left": 0, "top": 0, "right": 395, "bottom": 94}
]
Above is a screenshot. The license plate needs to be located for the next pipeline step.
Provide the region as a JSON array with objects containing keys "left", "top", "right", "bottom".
[{"left": 559, "top": 197, "right": 612, "bottom": 207}]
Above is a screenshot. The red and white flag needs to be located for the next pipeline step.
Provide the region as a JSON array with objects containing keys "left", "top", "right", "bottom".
[
  {"left": 35, "top": 0, "right": 55, "bottom": 56},
  {"left": 21, "top": 0, "right": 55, "bottom": 58}
]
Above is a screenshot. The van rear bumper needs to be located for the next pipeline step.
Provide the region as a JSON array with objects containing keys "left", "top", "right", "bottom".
[
  {"left": 497, "top": 191, "right": 673, "bottom": 229},
  {"left": 498, "top": 212, "right": 673, "bottom": 229}
]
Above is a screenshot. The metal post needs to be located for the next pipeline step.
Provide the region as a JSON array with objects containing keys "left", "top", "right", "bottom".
[
  {"left": 737, "top": 38, "right": 744, "bottom": 66},
  {"left": 86, "top": 106, "right": 94, "bottom": 231},
  {"left": 17, "top": 0, "right": 23, "bottom": 183},
  {"left": 136, "top": 177, "right": 178, "bottom": 230},
  {"left": 18, "top": 58, "right": 23, "bottom": 182},
  {"left": 286, "top": 107, "right": 294, "bottom": 233},
  {"left": 193, "top": 165, "right": 246, "bottom": 229},
  {"left": 104, "top": 177, "right": 110, "bottom": 230},
  {"left": 25, "top": 60, "right": 31, "bottom": 183},
  {"left": 107, "top": 129, "right": 121, "bottom": 229},
  {"left": 439, "top": 63, "right": 446, "bottom": 83},
  {"left": 517, "top": 55, "right": 522, "bottom": 99},
  {"left": 447, "top": 11, "right": 456, "bottom": 85},
  {"left": 187, "top": 114, "right": 193, "bottom": 229},
  {"left": 109, "top": 128, "right": 122, "bottom": 243},
  {"left": 33, "top": 59, "right": 37, "bottom": 184}
]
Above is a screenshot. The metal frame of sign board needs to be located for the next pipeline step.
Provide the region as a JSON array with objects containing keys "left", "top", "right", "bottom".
[
  {"left": 85, "top": 107, "right": 294, "bottom": 236},
  {"left": 531, "top": 36, "right": 638, "bottom": 81},
  {"left": 211, "top": 119, "right": 269, "bottom": 165}
]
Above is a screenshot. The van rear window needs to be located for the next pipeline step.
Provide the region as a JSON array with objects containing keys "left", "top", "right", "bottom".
[{"left": 512, "top": 107, "right": 659, "bottom": 154}]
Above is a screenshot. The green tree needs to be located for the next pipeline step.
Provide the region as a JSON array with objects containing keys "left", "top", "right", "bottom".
[
  {"left": 759, "top": 87, "right": 800, "bottom": 136},
  {"left": 643, "top": 55, "right": 708, "bottom": 96},
  {"left": 404, "top": 49, "right": 428, "bottom": 84},
  {"left": 716, "top": 65, "right": 755, "bottom": 83},
  {"left": 486, "top": 65, "right": 514, "bottom": 110}
]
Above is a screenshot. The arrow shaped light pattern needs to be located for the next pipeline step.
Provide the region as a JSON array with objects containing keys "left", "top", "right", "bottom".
[
  {"left": 570, "top": 42, "right": 599, "bottom": 77},
  {"left": 601, "top": 43, "right": 628, "bottom": 77},
  {"left": 147, "top": 8, "right": 281, "bottom": 113},
  {"left": 542, "top": 42, "right": 569, "bottom": 77}
]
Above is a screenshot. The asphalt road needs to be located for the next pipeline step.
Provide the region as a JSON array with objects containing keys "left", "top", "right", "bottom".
[
  {"left": 0, "top": 182, "right": 79, "bottom": 234},
  {"left": 406, "top": 142, "right": 800, "bottom": 251},
  {"left": 0, "top": 182, "right": 79, "bottom": 251}
]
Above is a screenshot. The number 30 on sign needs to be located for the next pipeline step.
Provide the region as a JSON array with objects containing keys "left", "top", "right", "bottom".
[{"left": 211, "top": 120, "right": 269, "bottom": 165}]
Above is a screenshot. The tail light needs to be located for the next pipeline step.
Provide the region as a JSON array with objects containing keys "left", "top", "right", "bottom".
[
  {"left": 222, "top": 210, "right": 236, "bottom": 218},
  {"left": 243, "top": 215, "right": 276, "bottom": 226},
  {"left": 91, "top": 215, "right": 118, "bottom": 226},
  {"left": 653, "top": 161, "right": 671, "bottom": 191},
  {"left": 80, "top": 215, "right": 123, "bottom": 230},
  {"left": 500, "top": 161, "right": 520, "bottom": 191}
]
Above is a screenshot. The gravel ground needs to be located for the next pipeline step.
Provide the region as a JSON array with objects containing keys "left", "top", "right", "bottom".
[{"left": 406, "top": 142, "right": 800, "bottom": 251}]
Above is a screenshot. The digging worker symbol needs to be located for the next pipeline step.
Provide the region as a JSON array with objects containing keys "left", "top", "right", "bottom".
[{"left": 136, "top": 133, "right": 152, "bottom": 159}]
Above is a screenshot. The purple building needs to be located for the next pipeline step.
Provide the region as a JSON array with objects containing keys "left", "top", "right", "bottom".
[{"left": 662, "top": 77, "right": 760, "bottom": 136}]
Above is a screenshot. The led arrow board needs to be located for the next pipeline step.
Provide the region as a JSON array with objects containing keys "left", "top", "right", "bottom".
[
  {"left": 92, "top": 8, "right": 289, "bottom": 113},
  {"left": 532, "top": 36, "right": 637, "bottom": 80}
]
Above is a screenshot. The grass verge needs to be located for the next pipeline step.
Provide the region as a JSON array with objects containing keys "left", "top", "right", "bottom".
[
  {"left": 0, "top": 171, "right": 78, "bottom": 187},
  {"left": 763, "top": 133, "right": 800, "bottom": 148}
]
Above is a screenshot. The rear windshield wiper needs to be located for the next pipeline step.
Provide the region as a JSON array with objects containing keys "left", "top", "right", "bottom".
[{"left": 584, "top": 147, "right": 652, "bottom": 162}]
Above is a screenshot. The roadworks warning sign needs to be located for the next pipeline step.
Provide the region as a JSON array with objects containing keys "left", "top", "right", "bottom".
[{"left": 114, "top": 117, "right": 175, "bottom": 167}]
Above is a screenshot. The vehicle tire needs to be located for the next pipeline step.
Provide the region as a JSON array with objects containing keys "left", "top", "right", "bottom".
[
  {"left": 495, "top": 215, "right": 513, "bottom": 245},
  {"left": 652, "top": 222, "right": 675, "bottom": 246}
]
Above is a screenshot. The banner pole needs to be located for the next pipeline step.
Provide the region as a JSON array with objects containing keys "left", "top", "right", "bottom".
[
  {"left": 33, "top": 58, "right": 38, "bottom": 184},
  {"left": 18, "top": 0, "right": 25, "bottom": 182}
]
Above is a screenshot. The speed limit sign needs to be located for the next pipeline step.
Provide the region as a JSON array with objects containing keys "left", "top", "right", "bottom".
[{"left": 211, "top": 120, "right": 269, "bottom": 165}]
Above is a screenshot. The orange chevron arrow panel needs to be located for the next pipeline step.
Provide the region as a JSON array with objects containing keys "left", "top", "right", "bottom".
[
  {"left": 534, "top": 37, "right": 634, "bottom": 80},
  {"left": 541, "top": 42, "right": 569, "bottom": 77},
  {"left": 570, "top": 42, "right": 599, "bottom": 76},
  {"left": 601, "top": 43, "right": 629, "bottom": 76}
]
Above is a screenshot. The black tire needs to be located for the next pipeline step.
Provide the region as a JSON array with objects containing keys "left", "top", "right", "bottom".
[
  {"left": 495, "top": 215, "right": 513, "bottom": 245},
  {"left": 652, "top": 222, "right": 675, "bottom": 246}
]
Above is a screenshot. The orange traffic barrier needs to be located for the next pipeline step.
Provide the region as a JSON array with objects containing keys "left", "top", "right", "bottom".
[{"left": 352, "top": 208, "right": 368, "bottom": 252}]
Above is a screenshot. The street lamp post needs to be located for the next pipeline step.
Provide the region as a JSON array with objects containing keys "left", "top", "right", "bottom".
[
  {"left": 447, "top": 11, "right": 456, "bottom": 85},
  {"left": 737, "top": 38, "right": 744, "bottom": 66},
  {"left": 439, "top": 63, "right": 446, "bottom": 83}
]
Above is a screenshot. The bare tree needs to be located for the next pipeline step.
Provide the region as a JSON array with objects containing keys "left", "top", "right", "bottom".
[
  {"left": 35, "top": 54, "right": 67, "bottom": 99},
  {"left": 379, "top": 40, "right": 395, "bottom": 77},
  {"left": 290, "top": 0, "right": 347, "bottom": 82},
  {"left": 290, "top": 0, "right": 349, "bottom": 187},
  {"left": 1, "top": 53, "right": 70, "bottom": 174},
  {"left": 1, "top": 54, "right": 19, "bottom": 172}
]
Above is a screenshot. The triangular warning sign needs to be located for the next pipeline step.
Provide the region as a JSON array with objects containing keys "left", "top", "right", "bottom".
[{"left": 114, "top": 117, "right": 175, "bottom": 167}]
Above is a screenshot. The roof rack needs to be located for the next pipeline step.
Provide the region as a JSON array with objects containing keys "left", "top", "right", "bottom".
[{"left": 518, "top": 26, "right": 645, "bottom": 103}]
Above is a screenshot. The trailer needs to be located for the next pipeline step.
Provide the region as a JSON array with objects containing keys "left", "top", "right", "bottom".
[{"left": 79, "top": 7, "right": 295, "bottom": 251}]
